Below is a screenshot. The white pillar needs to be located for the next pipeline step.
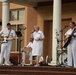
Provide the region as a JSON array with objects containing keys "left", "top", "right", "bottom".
[
  {"left": 2, "top": 0, "right": 9, "bottom": 29},
  {"left": 51, "top": 0, "right": 62, "bottom": 65}
]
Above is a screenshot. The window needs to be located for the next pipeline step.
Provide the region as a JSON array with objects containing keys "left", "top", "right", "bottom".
[
  {"left": 19, "top": 9, "right": 25, "bottom": 21},
  {"left": 10, "top": 10, "right": 17, "bottom": 21},
  {"left": 11, "top": 24, "right": 24, "bottom": 52},
  {"left": 10, "top": 9, "right": 25, "bottom": 21},
  {"left": 10, "top": 9, "right": 25, "bottom": 52}
]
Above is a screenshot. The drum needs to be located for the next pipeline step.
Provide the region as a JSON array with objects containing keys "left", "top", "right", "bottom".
[
  {"left": 57, "top": 48, "right": 67, "bottom": 65},
  {"left": 22, "top": 47, "right": 32, "bottom": 52}
]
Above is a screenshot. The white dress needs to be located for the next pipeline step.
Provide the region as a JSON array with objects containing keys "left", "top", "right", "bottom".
[
  {"left": 65, "top": 28, "right": 76, "bottom": 67},
  {"left": 32, "top": 30, "right": 44, "bottom": 56}
]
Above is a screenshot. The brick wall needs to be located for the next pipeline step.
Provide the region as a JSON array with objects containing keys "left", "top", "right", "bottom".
[{"left": 24, "top": 6, "right": 38, "bottom": 45}]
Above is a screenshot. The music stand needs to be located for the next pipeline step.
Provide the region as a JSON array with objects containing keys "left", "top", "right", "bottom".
[
  {"left": 16, "top": 31, "right": 22, "bottom": 37},
  {"left": 16, "top": 31, "right": 22, "bottom": 66}
]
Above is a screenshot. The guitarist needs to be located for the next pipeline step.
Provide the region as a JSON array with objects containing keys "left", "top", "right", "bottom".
[
  {"left": 65, "top": 22, "right": 76, "bottom": 67},
  {"left": 0, "top": 23, "right": 17, "bottom": 66}
]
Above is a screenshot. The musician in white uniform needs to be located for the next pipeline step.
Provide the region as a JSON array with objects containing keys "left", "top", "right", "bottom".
[
  {"left": 65, "top": 22, "right": 76, "bottom": 67},
  {"left": 32, "top": 25, "right": 44, "bottom": 66},
  {"left": 21, "top": 38, "right": 33, "bottom": 65},
  {"left": 0, "top": 23, "right": 16, "bottom": 65}
]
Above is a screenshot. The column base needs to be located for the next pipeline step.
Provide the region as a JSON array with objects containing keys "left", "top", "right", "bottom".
[{"left": 48, "top": 60, "right": 57, "bottom": 66}]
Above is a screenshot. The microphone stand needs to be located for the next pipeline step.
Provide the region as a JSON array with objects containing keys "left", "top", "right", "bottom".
[
  {"left": 17, "top": 28, "right": 26, "bottom": 66},
  {"left": 60, "top": 26, "right": 68, "bottom": 32},
  {"left": 59, "top": 26, "right": 68, "bottom": 66}
]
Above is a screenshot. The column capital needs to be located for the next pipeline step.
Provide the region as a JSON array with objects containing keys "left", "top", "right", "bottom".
[
  {"left": 2, "top": 0, "right": 9, "bottom": 29},
  {"left": 0, "top": 0, "right": 9, "bottom": 2}
]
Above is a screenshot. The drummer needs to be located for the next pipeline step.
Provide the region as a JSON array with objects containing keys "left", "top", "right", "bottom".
[{"left": 21, "top": 38, "right": 33, "bottom": 65}]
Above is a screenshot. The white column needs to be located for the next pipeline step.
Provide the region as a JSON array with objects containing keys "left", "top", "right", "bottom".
[
  {"left": 51, "top": 0, "right": 62, "bottom": 65},
  {"left": 2, "top": 0, "right": 9, "bottom": 29}
]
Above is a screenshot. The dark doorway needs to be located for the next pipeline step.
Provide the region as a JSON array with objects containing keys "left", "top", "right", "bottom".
[{"left": 43, "top": 20, "right": 52, "bottom": 62}]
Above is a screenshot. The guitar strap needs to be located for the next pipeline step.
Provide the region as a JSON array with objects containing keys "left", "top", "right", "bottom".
[
  {"left": 7, "top": 29, "right": 11, "bottom": 38},
  {"left": 72, "top": 28, "right": 76, "bottom": 36}
]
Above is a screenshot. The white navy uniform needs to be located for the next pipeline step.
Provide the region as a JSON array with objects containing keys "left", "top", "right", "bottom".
[
  {"left": 0, "top": 28, "right": 16, "bottom": 64},
  {"left": 22, "top": 42, "right": 33, "bottom": 64},
  {"left": 32, "top": 30, "right": 44, "bottom": 56},
  {"left": 65, "top": 28, "right": 76, "bottom": 67}
]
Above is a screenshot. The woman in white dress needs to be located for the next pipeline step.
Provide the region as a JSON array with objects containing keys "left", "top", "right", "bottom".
[
  {"left": 32, "top": 26, "right": 44, "bottom": 66},
  {"left": 64, "top": 22, "right": 76, "bottom": 67}
]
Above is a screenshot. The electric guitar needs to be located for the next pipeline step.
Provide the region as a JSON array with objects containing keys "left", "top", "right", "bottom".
[
  {"left": 0, "top": 36, "right": 8, "bottom": 44},
  {"left": 0, "top": 36, "right": 18, "bottom": 44}
]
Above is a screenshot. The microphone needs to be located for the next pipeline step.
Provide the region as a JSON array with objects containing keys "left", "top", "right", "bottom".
[
  {"left": 60, "top": 25, "right": 68, "bottom": 32},
  {"left": 31, "top": 30, "right": 35, "bottom": 33}
]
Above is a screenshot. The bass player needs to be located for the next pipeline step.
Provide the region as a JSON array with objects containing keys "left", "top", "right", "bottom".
[{"left": 0, "top": 23, "right": 17, "bottom": 66}]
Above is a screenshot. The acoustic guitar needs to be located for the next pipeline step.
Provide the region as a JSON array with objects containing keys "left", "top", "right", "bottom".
[{"left": 63, "top": 28, "right": 76, "bottom": 48}]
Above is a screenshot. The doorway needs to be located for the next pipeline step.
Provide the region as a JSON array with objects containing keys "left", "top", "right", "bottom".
[
  {"left": 43, "top": 18, "right": 72, "bottom": 62},
  {"left": 43, "top": 20, "right": 52, "bottom": 61}
]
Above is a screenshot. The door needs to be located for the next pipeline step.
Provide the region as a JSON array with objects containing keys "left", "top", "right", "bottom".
[{"left": 43, "top": 20, "right": 52, "bottom": 62}]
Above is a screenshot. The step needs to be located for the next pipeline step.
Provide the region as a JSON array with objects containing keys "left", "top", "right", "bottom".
[
  {"left": 0, "top": 66, "right": 76, "bottom": 72},
  {"left": 0, "top": 70, "right": 76, "bottom": 75}
]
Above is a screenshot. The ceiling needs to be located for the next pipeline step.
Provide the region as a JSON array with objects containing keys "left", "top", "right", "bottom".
[
  {"left": 26, "top": 0, "right": 52, "bottom": 2},
  {"left": 10, "top": 0, "right": 76, "bottom": 7},
  {"left": 22, "top": 0, "right": 76, "bottom": 3},
  {"left": 38, "top": 0, "right": 76, "bottom": 6}
]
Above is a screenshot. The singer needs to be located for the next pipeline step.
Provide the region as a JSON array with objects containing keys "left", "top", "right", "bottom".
[
  {"left": 31, "top": 25, "right": 44, "bottom": 66},
  {"left": 64, "top": 22, "right": 76, "bottom": 67}
]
